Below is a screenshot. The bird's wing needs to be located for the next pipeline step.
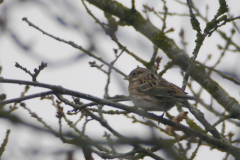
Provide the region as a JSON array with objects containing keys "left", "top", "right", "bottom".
[
  {"left": 137, "top": 74, "right": 194, "bottom": 99},
  {"left": 136, "top": 72, "right": 159, "bottom": 92}
]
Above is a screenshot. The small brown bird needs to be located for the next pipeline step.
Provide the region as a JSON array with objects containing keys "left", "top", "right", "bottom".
[{"left": 124, "top": 67, "right": 194, "bottom": 112}]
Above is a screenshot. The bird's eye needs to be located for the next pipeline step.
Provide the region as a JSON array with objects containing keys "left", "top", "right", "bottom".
[{"left": 132, "top": 73, "right": 136, "bottom": 76}]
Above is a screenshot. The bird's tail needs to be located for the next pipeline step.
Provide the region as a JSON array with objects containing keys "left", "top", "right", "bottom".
[{"left": 174, "top": 95, "right": 195, "bottom": 100}]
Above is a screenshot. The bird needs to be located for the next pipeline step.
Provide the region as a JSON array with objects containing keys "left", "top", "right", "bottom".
[{"left": 124, "top": 67, "right": 194, "bottom": 112}]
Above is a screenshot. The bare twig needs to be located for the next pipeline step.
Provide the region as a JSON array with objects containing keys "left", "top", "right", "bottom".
[
  {"left": 208, "top": 16, "right": 240, "bottom": 37},
  {"left": 19, "top": 102, "right": 60, "bottom": 138},
  {"left": 161, "top": 0, "right": 168, "bottom": 32},
  {"left": 15, "top": 61, "right": 47, "bottom": 82},
  {"left": 158, "top": 61, "right": 174, "bottom": 76},
  {"left": 103, "top": 132, "right": 117, "bottom": 155},
  {"left": 179, "top": 28, "right": 188, "bottom": 53},
  {"left": 0, "top": 130, "right": 10, "bottom": 158},
  {"left": 104, "top": 47, "right": 126, "bottom": 98},
  {"left": 89, "top": 61, "right": 108, "bottom": 74},
  {"left": 0, "top": 91, "right": 54, "bottom": 106},
  {"left": 182, "top": 0, "right": 205, "bottom": 90},
  {"left": 148, "top": 45, "right": 159, "bottom": 71},
  {"left": 89, "top": 108, "right": 130, "bottom": 115},
  {"left": 197, "top": 62, "right": 240, "bottom": 86}
]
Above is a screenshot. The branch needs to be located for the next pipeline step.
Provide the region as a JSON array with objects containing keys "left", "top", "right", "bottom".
[
  {"left": 0, "top": 130, "right": 10, "bottom": 158},
  {"left": 104, "top": 48, "right": 126, "bottom": 98},
  {"left": 0, "top": 91, "right": 54, "bottom": 105},
  {"left": 182, "top": 0, "right": 205, "bottom": 90},
  {"left": 181, "top": 101, "right": 222, "bottom": 139},
  {"left": 208, "top": 16, "right": 240, "bottom": 37},
  {"left": 15, "top": 61, "right": 47, "bottom": 82},
  {"left": 197, "top": 62, "right": 240, "bottom": 85}
]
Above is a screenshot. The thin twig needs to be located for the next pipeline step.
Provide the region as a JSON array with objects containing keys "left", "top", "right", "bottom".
[
  {"left": 0, "top": 130, "right": 11, "bottom": 158},
  {"left": 208, "top": 16, "right": 240, "bottom": 37},
  {"left": 182, "top": 0, "right": 205, "bottom": 90},
  {"left": 104, "top": 47, "right": 126, "bottom": 98},
  {"left": 0, "top": 91, "right": 54, "bottom": 105},
  {"left": 15, "top": 61, "right": 47, "bottom": 82},
  {"left": 148, "top": 45, "right": 158, "bottom": 71},
  {"left": 197, "top": 62, "right": 240, "bottom": 85}
]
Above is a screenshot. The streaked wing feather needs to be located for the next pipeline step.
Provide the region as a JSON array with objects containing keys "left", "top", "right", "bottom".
[
  {"left": 137, "top": 73, "right": 159, "bottom": 92},
  {"left": 138, "top": 77, "right": 190, "bottom": 99}
]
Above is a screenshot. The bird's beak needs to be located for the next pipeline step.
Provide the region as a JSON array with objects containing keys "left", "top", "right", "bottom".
[{"left": 124, "top": 76, "right": 130, "bottom": 80}]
